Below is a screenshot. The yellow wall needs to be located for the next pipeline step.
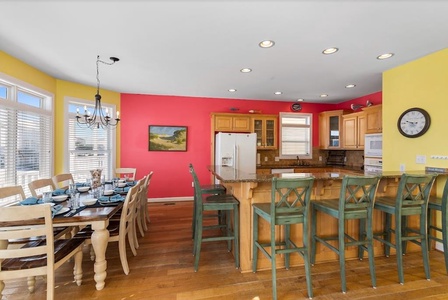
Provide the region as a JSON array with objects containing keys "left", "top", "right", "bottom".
[
  {"left": 0, "top": 51, "right": 121, "bottom": 175},
  {"left": 383, "top": 48, "right": 448, "bottom": 194}
]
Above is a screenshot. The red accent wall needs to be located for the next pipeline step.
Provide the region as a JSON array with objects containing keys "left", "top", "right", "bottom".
[{"left": 120, "top": 92, "right": 382, "bottom": 199}]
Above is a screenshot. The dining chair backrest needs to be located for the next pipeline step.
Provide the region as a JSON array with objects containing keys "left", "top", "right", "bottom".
[
  {"left": 395, "top": 173, "right": 436, "bottom": 210},
  {"left": 28, "top": 178, "right": 56, "bottom": 198},
  {"left": 270, "top": 176, "right": 315, "bottom": 224},
  {"left": 338, "top": 175, "right": 381, "bottom": 213},
  {"left": 0, "top": 204, "right": 55, "bottom": 296},
  {"left": 120, "top": 181, "right": 141, "bottom": 238},
  {"left": 0, "top": 185, "right": 26, "bottom": 203},
  {"left": 115, "top": 168, "right": 137, "bottom": 181},
  {"left": 52, "top": 173, "right": 74, "bottom": 189}
]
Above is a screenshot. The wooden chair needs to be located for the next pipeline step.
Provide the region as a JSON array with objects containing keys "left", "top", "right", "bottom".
[
  {"left": 253, "top": 177, "right": 315, "bottom": 300},
  {"left": 373, "top": 173, "right": 436, "bottom": 284},
  {"left": 189, "top": 163, "right": 226, "bottom": 238},
  {"left": 0, "top": 204, "right": 84, "bottom": 299},
  {"left": 28, "top": 178, "right": 56, "bottom": 198},
  {"left": 0, "top": 185, "right": 26, "bottom": 203},
  {"left": 311, "top": 175, "right": 381, "bottom": 293},
  {"left": 136, "top": 172, "right": 153, "bottom": 237},
  {"left": 190, "top": 165, "right": 239, "bottom": 272},
  {"left": 428, "top": 177, "right": 448, "bottom": 273},
  {"left": 74, "top": 181, "right": 141, "bottom": 275},
  {"left": 115, "top": 168, "right": 137, "bottom": 181},
  {"left": 52, "top": 173, "right": 74, "bottom": 189}
]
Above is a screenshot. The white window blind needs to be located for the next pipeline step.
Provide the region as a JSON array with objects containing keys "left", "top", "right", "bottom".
[
  {"left": 66, "top": 100, "right": 114, "bottom": 182},
  {"left": 279, "top": 112, "right": 312, "bottom": 159},
  {"left": 0, "top": 79, "right": 53, "bottom": 206}
]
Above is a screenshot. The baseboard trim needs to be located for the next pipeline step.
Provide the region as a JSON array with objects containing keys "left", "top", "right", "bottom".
[{"left": 146, "top": 196, "right": 193, "bottom": 203}]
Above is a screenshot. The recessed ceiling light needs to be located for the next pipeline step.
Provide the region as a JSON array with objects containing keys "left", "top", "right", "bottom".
[
  {"left": 240, "top": 68, "right": 252, "bottom": 73},
  {"left": 228, "top": 89, "right": 237, "bottom": 92},
  {"left": 322, "top": 47, "right": 339, "bottom": 55},
  {"left": 297, "top": 98, "right": 304, "bottom": 102},
  {"left": 320, "top": 94, "right": 328, "bottom": 98},
  {"left": 259, "top": 40, "right": 275, "bottom": 48},
  {"left": 274, "top": 91, "right": 282, "bottom": 95},
  {"left": 345, "top": 84, "right": 356, "bottom": 88},
  {"left": 377, "top": 53, "right": 394, "bottom": 60}
]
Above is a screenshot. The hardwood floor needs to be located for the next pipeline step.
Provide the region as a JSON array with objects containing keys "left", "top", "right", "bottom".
[{"left": 2, "top": 201, "right": 448, "bottom": 300}]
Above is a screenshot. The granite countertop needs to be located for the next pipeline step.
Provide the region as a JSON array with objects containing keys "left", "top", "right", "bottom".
[{"left": 208, "top": 165, "right": 442, "bottom": 183}]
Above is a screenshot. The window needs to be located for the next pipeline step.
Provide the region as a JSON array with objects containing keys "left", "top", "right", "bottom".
[
  {"left": 65, "top": 98, "right": 116, "bottom": 182},
  {"left": 0, "top": 76, "right": 53, "bottom": 206},
  {"left": 279, "top": 112, "right": 312, "bottom": 159}
]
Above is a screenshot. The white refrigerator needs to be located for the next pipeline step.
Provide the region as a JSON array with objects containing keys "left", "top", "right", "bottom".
[{"left": 215, "top": 132, "right": 257, "bottom": 174}]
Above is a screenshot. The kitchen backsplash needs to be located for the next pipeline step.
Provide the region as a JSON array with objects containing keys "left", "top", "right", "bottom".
[{"left": 258, "top": 148, "right": 364, "bottom": 169}]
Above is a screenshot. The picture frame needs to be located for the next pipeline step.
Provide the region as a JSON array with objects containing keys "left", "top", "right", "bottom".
[{"left": 148, "top": 125, "right": 188, "bottom": 151}]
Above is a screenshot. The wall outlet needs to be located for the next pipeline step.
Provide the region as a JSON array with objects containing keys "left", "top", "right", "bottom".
[
  {"left": 319, "top": 156, "right": 322, "bottom": 161},
  {"left": 264, "top": 156, "right": 268, "bottom": 162},
  {"left": 416, "top": 155, "right": 426, "bottom": 164},
  {"left": 400, "top": 164, "right": 406, "bottom": 172},
  {"left": 275, "top": 157, "right": 280, "bottom": 162}
]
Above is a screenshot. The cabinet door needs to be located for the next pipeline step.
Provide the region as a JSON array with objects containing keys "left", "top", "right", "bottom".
[
  {"left": 342, "top": 115, "right": 357, "bottom": 149},
  {"left": 232, "top": 116, "right": 251, "bottom": 132},
  {"left": 215, "top": 115, "right": 233, "bottom": 131},
  {"left": 364, "top": 105, "right": 382, "bottom": 133},
  {"left": 357, "top": 113, "right": 366, "bottom": 148},
  {"left": 319, "top": 110, "right": 348, "bottom": 149},
  {"left": 252, "top": 116, "right": 277, "bottom": 150}
]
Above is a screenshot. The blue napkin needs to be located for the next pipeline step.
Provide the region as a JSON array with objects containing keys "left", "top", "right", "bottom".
[
  {"left": 75, "top": 182, "right": 88, "bottom": 187},
  {"left": 20, "top": 197, "right": 42, "bottom": 205},
  {"left": 114, "top": 186, "right": 130, "bottom": 193},
  {"left": 51, "top": 204, "right": 63, "bottom": 217},
  {"left": 52, "top": 188, "right": 69, "bottom": 196},
  {"left": 99, "top": 194, "right": 125, "bottom": 202},
  {"left": 126, "top": 181, "right": 137, "bottom": 187}
]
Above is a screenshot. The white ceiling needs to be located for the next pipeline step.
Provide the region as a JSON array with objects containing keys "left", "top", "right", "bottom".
[{"left": 1, "top": 0, "right": 447, "bottom": 104}]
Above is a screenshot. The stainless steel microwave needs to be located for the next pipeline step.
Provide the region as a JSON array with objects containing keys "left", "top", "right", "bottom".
[{"left": 364, "top": 133, "right": 382, "bottom": 157}]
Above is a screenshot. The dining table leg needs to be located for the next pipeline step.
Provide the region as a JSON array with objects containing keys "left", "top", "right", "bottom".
[{"left": 90, "top": 221, "right": 110, "bottom": 290}]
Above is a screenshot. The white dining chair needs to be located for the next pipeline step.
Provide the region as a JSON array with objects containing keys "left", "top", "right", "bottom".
[
  {"left": 52, "top": 173, "right": 74, "bottom": 189},
  {"left": 0, "top": 204, "right": 85, "bottom": 299},
  {"left": 28, "top": 178, "right": 56, "bottom": 198},
  {"left": 115, "top": 168, "right": 137, "bottom": 181}
]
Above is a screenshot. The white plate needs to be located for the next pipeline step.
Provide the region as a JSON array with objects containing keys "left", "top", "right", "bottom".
[
  {"left": 52, "top": 195, "right": 68, "bottom": 202},
  {"left": 54, "top": 207, "right": 70, "bottom": 216},
  {"left": 103, "top": 189, "right": 114, "bottom": 196},
  {"left": 117, "top": 182, "right": 127, "bottom": 187},
  {"left": 82, "top": 198, "right": 97, "bottom": 206},
  {"left": 77, "top": 186, "right": 90, "bottom": 192}
]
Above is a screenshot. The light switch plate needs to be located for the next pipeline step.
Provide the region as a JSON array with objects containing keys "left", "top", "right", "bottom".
[{"left": 416, "top": 155, "right": 426, "bottom": 164}]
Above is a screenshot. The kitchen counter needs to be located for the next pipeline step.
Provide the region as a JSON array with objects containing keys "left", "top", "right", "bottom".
[{"left": 207, "top": 165, "right": 442, "bottom": 273}]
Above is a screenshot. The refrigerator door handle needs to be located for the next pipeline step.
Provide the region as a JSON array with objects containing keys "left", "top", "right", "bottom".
[{"left": 234, "top": 144, "right": 238, "bottom": 170}]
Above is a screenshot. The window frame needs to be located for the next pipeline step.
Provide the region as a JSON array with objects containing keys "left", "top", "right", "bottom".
[
  {"left": 279, "top": 112, "right": 313, "bottom": 160},
  {"left": 0, "top": 71, "right": 54, "bottom": 204}
]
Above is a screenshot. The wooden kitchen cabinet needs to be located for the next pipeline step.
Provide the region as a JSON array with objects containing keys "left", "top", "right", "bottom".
[
  {"left": 342, "top": 111, "right": 366, "bottom": 149},
  {"left": 251, "top": 115, "right": 278, "bottom": 150},
  {"left": 319, "top": 110, "right": 350, "bottom": 149},
  {"left": 363, "top": 105, "right": 382, "bottom": 133},
  {"left": 213, "top": 114, "right": 251, "bottom": 132}
]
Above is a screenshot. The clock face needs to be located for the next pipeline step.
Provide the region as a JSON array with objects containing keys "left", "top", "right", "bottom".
[
  {"left": 291, "top": 103, "right": 302, "bottom": 112},
  {"left": 397, "top": 107, "right": 431, "bottom": 138}
]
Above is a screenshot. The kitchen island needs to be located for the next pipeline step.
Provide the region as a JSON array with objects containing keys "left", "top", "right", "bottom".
[{"left": 208, "top": 165, "right": 440, "bottom": 273}]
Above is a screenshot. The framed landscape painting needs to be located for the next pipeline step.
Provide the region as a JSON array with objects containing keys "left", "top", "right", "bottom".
[{"left": 148, "top": 125, "right": 187, "bottom": 151}]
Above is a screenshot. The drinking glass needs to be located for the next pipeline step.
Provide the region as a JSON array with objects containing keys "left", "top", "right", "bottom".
[{"left": 43, "top": 191, "right": 52, "bottom": 203}]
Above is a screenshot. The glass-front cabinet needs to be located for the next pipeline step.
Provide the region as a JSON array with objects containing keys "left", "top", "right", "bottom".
[
  {"left": 319, "top": 110, "right": 349, "bottom": 149},
  {"left": 252, "top": 115, "right": 278, "bottom": 150}
]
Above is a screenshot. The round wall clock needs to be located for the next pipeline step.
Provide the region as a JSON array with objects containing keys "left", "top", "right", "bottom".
[
  {"left": 397, "top": 107, "right": 431, "bottom": 138},
  {"left": 291, "top": 103, "right": 302, "bottom": 112}
]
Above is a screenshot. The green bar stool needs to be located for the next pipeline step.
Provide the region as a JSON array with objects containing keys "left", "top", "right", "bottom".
[
  {"left": 311, "top": 175, "right": 381, "bottom": 293},
  {"left": 189, "top": 163, "right": 226, "bottom": 239},
  {"left": 252, "top": 176, "right": 315, "bottom": 300},
  {"left": 428, "top": 177, "right": 448, "bottom": 273},
  {"left": 373, "top": 173, "right": 436, "bottom": 284},
  {"left": 190, "top": 165, "right": 239, "bottom": 272}
]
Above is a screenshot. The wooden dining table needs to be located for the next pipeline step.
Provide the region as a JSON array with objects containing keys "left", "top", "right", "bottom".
[{"left": 0, "top": 199, "right": 124, "bottom": 291}]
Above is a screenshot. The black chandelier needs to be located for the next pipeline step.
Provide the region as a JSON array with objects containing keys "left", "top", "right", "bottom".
[{"left": 76, "top": 55, "right": 120, "bottom": 129}]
